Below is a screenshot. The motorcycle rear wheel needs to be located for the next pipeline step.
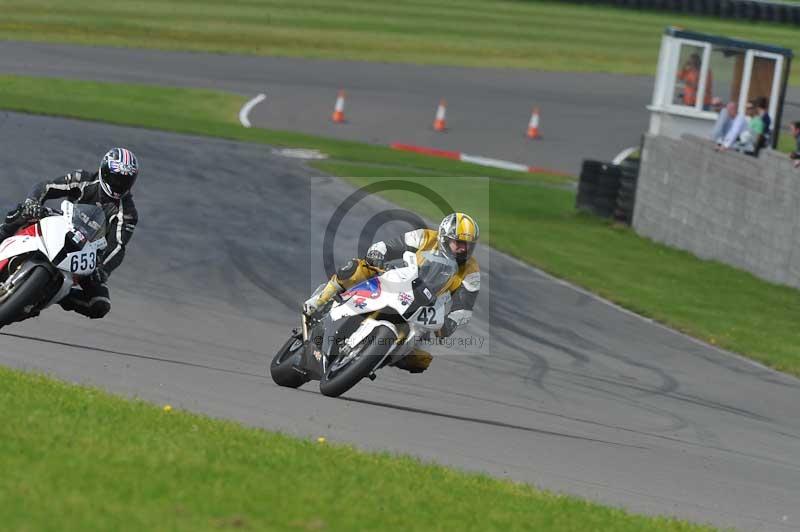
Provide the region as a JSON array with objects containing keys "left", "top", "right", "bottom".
[
  {"left": 0, "top": 266, "right": 52, "bottom": 327},
  {"left": 319, "top": 325, "right": 396, "bottom": 398}
]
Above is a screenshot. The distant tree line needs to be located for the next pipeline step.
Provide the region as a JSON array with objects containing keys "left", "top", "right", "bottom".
[{"left": 565, "top": 0, "right": 800, "bottom": 25}]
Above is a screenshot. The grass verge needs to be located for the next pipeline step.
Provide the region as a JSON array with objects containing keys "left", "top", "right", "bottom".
[
  {"left": 1, "top": 75, "right": 798, "bottom": 376},
  {"left": 0, "top": 0, "right": 798, "bottom": 84},
  {"left": 0, "top": 366, "right": 719, "bottom": 531}
]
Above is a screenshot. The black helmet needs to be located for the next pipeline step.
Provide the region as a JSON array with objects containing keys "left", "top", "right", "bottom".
[{"left": 99, "top": 148, "right": 138, "bottom": 200}]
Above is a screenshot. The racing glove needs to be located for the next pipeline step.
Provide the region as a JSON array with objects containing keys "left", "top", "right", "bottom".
[
  {"left": 19, "top": 198, "right": 43, "bottom": 222},
  {"left": 365, "top": 248, "right": 385, "bottom": 270},
  {"left": 302, "top": 296, "right": 319, "bottom": 318}
]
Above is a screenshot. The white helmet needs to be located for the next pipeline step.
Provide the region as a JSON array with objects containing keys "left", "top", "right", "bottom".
[{"left": 438, "top": 213, "right": 479, "bottom": 264}]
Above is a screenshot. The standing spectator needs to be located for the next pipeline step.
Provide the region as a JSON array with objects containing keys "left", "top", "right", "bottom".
[
  {"left": 677, "top": 53, "right": 713, "bottom": 108},
  {"left": 754, "top": 97, "right": 771, "bottom": 156},
  {"left": 711, "top": 101, "right": 737, "bottom": 144},
  {"left": 789, "top": 121, "right": 800, "bottom": 168}
]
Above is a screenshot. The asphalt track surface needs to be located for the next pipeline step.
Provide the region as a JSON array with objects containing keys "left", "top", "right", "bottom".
[
  {"left": 1, "top": 112, "right": 799, "bottom": 531},
  {"left": 0, "top": 41, "right": 656, "bottom": 174},
  {"left": 4, "top": 41, "right": 800, "bottom": 175},
  {"left": 5, "top": 41, "right": 800, "bottom": 175}
]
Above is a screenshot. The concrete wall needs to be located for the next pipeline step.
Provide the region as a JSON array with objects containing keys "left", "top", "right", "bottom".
[{"left": 633, "top": 134, "right": 800, "bottom": 288}]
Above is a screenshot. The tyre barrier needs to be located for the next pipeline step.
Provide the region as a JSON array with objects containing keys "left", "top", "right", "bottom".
[
  {"left": 615, "top": 159, "right": 640, "bottom": 224},
  {"left": 577, "top": 160, "right": 622, "bottom": 219},
  {"left": 561, "top": 0, "right": 800, "bottom": 25},
  {"left": 576, "top": 158, "right": 639, "bottom": 224}
]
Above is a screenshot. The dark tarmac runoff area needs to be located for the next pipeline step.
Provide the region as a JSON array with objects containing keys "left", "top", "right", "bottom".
[
  {"left": 4, "top": 41, "right": 799, "bottom": 174},
  {"left": 3, "top": 41, "right": 798, "bottom": 175},
  {"left": 0, "top": 111, "right": 799, "bottom": 531},
  {"left": 0, "top": 41, "right": 656, "bottom": 174}
]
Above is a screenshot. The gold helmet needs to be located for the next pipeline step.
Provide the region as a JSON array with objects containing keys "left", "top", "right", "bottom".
[{"left": 438, "top": 213, "right": 479, "bottom": 264}]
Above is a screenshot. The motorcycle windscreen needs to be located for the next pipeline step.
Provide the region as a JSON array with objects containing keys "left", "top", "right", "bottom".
[
  {"left": 417, "top": 251, "right": 458, "bottom": 295},
  {"left": 71, "top": 204, "right": 106, "bottom": 242}
]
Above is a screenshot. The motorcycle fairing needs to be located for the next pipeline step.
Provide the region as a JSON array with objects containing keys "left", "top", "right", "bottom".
[
  {"left": 0, "top": 201, "right": 109, "bottom": 312},
  {"left": 0, "top": 229, "right": 47, "bottom": 264},
  {"left": 54, "top": 237, "right": 107, "bottom": 275}
]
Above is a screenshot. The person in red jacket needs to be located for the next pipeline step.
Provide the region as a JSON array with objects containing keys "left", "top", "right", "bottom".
[{"left": 677, "top": 53, "right": 712, "bottom": 108}]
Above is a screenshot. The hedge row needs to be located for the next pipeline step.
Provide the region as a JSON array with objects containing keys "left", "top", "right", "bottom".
[{"left": 566, "top": 0, "right": 800, "bottom": 25}]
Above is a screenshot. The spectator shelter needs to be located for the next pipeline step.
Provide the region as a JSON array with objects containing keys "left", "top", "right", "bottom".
[{"left": 648, "top": 27, "right": 792, "bottom": 148}]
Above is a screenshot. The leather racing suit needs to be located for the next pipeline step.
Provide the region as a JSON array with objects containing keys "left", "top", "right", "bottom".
[
  {"left": 0, "top": 170, "right": 138, "bottom": 318},
  {"left": 313, "top": 228, "right": 480, "bottom": 372}
]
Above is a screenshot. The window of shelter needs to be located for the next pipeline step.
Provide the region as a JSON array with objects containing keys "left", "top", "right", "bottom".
[
  {"left": 672, "top": 42, "right": 711, "bottom": 110},
  {"left": 707, "top": 45, "right": 745, "bottom": 110}
]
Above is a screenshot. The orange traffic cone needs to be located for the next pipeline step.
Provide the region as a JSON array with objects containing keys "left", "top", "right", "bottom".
[
  {"left": 332, "top": 90, "right": 346, "bottom": 123},
  {"left": 526, "top": 107, "right": 541, "bottom": 139},
  {"left": 433, "top": 99, "right": 447, "bottom": 132}
]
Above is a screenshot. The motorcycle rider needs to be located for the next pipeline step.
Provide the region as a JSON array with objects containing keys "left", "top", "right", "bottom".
[
  {"left": 0, "top": 148, "right": 139, "bottom": 319},
  {"left": 304, "top": 212, "right": 480, "bottom": 373}
]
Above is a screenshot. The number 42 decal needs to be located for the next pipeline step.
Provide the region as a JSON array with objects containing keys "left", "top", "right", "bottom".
[{"left": 417, "top": 307, "right": 438, "bottom": 325}]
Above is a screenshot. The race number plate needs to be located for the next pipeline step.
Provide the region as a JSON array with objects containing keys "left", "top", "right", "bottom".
[
  {"left": 67, "top": 249, "right": 97, "bottom": 275},
  {"left": 416, "top": 306, "right": 439, "bottom": 326}
]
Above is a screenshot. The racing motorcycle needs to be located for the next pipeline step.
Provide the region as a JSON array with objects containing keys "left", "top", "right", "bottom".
[
  {"left": 0, "top": 200, "right": 107, "bottom": 328},
  {"left": 270, "top": 250, "right": 457, "bottom": 397}
]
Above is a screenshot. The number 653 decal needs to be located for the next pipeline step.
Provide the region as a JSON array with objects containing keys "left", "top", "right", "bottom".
[{"left": 69, "top": 250, "right": 96, "bottom": 273}]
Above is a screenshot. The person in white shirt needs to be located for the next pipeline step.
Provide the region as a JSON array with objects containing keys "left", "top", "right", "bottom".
[
  {"left": 711, "top": 101, "right": 736, "bottom": 144},
  {"left": 716, "top": 102, "right": 749, "bottom": 152}
]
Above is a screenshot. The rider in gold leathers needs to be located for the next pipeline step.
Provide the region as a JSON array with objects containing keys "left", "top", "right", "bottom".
[{"left": 304, "top": 212, "right": 480, "bottom": 373}]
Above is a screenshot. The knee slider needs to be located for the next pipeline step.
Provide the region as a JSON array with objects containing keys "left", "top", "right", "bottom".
[{"left": 87, "top": 298, "right": 111, "bottom": 319}]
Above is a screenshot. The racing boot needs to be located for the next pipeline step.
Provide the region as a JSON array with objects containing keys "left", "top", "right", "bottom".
[
  {"left": 393, "top": 348, "right": 433, "bottom": 373},
  {"left": 303, "top": 277, "right": 343, "bottom": 317},
  {"left": 59, "top": 292, "right": 89, "bottom": 314},
  {"left": 59, "top": 282, "right": 111, "bottom": 319}
]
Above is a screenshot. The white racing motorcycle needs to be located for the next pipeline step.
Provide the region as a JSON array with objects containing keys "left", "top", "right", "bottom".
[
  {"left": 270, "top": 250, "right": 457, "bottom": 397},
  {"left": 0, "top": 200, "right": 107, "bottom": 328}
]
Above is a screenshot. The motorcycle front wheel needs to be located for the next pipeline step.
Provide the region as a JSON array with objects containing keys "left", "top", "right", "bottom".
[
  {"left": 0, "top": 266, "right": 52, "bottom": 327},
  {"left": 319, "top": 325, "right": 396, "bottom": 398}
]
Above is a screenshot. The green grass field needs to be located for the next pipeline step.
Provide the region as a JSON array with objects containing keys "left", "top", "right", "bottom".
[
  {"left": 1, "top": 75, "right": 799, "bottom": 375},
  {"left": 0, "top": 366, "right": 719, "bottom": 531},
  {"left": 0, "top": 0, "right": 798, "bottom": 83},
  {"left": 0, "top": 6, "right": 792, "bottom": 530}
]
